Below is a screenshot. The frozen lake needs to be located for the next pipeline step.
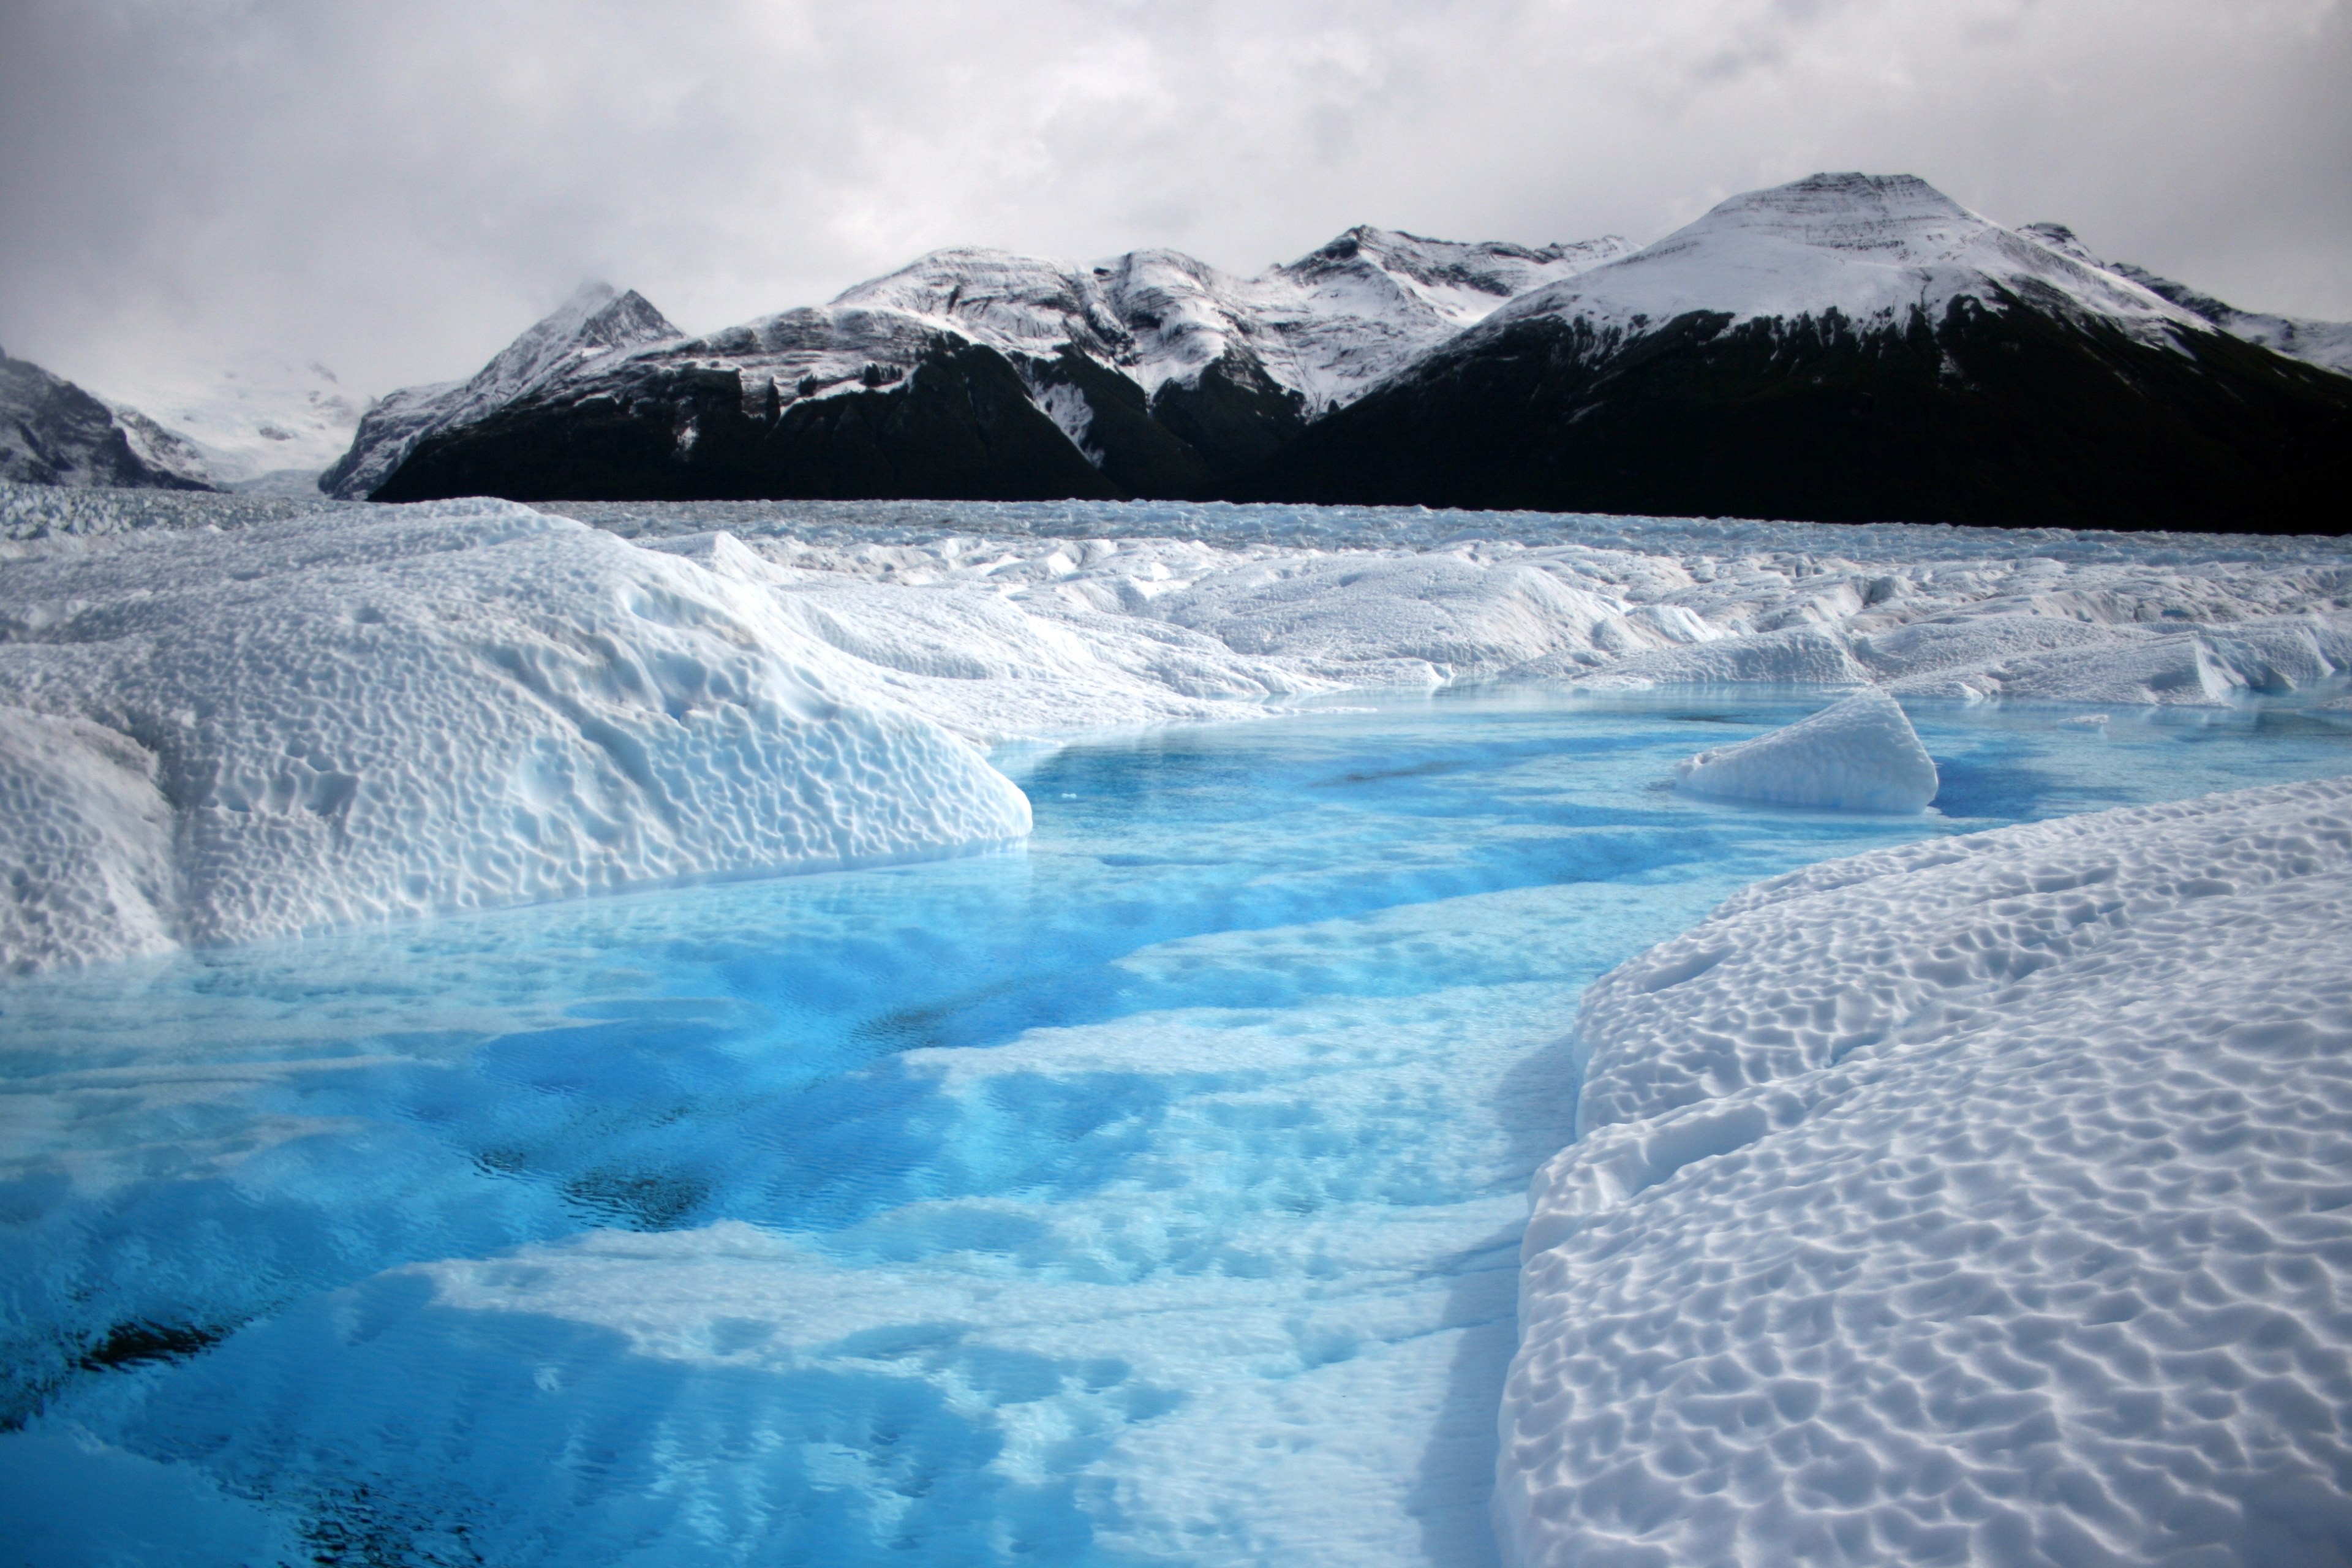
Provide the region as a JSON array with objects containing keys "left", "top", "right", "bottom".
[{"left": 4, "top": 688, "right": 2350, "bottom": 1567}]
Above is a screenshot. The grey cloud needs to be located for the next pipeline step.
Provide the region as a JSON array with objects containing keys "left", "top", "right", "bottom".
[{"left": 2, "top": 0, "right": 2344, "bottom": 405}]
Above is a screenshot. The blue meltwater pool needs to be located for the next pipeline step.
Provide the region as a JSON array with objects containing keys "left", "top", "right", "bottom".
[{"left": 3, "top": 689, "right": 2348, "bottom": 1567}]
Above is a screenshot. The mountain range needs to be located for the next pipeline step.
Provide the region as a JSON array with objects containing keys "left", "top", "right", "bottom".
[{"left": 12, "top": 173, "right": 2350, "bottom": 531}]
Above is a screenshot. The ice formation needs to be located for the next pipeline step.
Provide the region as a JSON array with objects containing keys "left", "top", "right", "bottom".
[
  {"left": 0, "top": 499, "right": 1029, "bottom": 972},
  {"left": 1501, "top": 775, "right": 2352, "bottom": 1567},
  {"left": 6, "top": 487, "right": 2352, "bottom": 968},
  {"left": 1676, "top": 688, "right": 1939, "bottom": 812}
]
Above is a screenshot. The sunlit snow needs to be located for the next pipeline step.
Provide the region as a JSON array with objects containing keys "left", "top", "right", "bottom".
[{"left": 2, "top": 489, "right": 2350, "bottom": 1567}]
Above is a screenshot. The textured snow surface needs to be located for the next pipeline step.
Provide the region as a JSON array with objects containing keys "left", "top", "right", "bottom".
[
  {"left": 9, "top": 489, "right": 2352, "bottom": 966},
  {"left": 1485, "top": 173, "right": 2211, "bottom": 354},
  {"left": 0, "top": 500, "right": 1028, "bottom": 972},
  {"left": 1676, "top": 688, "right": 1939, "bottom": 812},
  {"left": 1502, "top": 774, "right": 2352, "bottom": 1567},
  {"left": 575, "top": 501, "right": 2352, "bottom": 724}
]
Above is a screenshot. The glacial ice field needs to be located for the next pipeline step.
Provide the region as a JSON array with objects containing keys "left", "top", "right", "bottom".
[{"left": 4, "top": 685, "right": 2351, "bottom": 1567}]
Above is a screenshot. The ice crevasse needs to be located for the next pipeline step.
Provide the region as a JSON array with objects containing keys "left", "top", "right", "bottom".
[
  {"left": 0, "top": 500, "right": 1031, "bottom": 973},
  {"left": 1499, "top": 774, "right": 2352, "bottom": 1568}
]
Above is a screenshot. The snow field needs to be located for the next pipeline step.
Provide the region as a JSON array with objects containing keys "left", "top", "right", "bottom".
[
  {"left": 1501, "top": 775, "right": 2352, "bottom": 1567},
  {"left": 1483, "top": 173, "right": 2210, "bottom": 356}
]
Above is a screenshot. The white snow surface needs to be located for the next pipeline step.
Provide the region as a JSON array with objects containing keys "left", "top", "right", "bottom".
[
  {"left": 98, "top": 356, "right": 366, "bottom": 490},
  {"left": 1483, "top": 173, "right": 2212, "bottom": 354},
  {"left": 7, "top": 491, "right": 2352, "bottom": 968},
  {"left": 2021, "top": 224, "right": 2352, "bottom": 379},
  {"left": 0, "top": 500, "right": 1030, "bottom": 973},
  {"left": 592, "top": 505, "right": 2352, "bottom": 729},
  {"left": 1676, "top": 687, "right": 1939, "bottom": 812},
  {"left": 834, "top": 226, "right": 1634, "bottom": 412},
  {"left": 1502, "top": 774, "right": 2352, "bottom": 1567}
]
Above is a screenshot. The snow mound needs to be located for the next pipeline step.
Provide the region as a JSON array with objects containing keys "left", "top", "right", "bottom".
[
  {"left": 1502, "top": 774, "right": 2352, "bottom": 1567},
  {"left": 0, "top": 501, "right": 1029, "bottom": 971},
  {"left": 1675, "top": 688, "right": 1938, "bottom": 812}
]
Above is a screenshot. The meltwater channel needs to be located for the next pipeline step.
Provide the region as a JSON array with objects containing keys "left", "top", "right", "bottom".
[{"left": 4, "top": 688, "right": 2349, "bottom": 1567}]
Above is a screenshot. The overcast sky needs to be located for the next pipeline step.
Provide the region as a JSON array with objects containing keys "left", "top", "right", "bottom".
[{"left": 3, "top": 0, "right": 2346, "bottom": 402}]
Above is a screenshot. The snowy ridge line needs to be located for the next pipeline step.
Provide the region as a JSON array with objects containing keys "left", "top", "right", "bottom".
[
  {"left": 321, "top": 227, "right": 1635, "bottom": 501},
  {"left": 829, "top": 226, "right": 1636, "bottom": 413},
  {"left": 1501, "top": 773, "right": 2352, "bottom": 1567},
  {"left": 1480, "top": 173, "right": 2215, "bottom": 355}
]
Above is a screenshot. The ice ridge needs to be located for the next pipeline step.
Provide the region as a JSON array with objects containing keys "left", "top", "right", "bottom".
[{"left": 0, "top": 499, "right": 1030, "bottom": 973}]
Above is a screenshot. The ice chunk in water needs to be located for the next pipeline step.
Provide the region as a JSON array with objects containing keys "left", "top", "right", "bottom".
[{"left": 1675, "top": 687, "right": 1937, "bottom": 812}]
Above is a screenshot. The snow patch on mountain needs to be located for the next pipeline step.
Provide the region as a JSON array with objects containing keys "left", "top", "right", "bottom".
[
  {"left": 321, "top": 284, "right": 682, "bottom": 498},
  {"left": 2021, "top": 222, "right": 2352, "bottom": 378},
  {"left": 1484, "top": 173, "right": 2209, "bottom": 352},
  {"left": 833, "top": 227, "right": 1634, "bottom": 413},
  {"left": 1, "top": 352, "right": 215, "bottom": 492}
]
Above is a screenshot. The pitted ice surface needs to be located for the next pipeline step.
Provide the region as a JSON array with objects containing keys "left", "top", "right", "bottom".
[
  {"left": 0, "top": 499, "right": 1030, "bottom": 971},
  {"left": 1502, "top": 774, "right": 2352, "bottom": 1568}
]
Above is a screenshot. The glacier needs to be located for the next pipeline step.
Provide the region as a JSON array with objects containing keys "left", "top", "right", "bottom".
[
  {"left": 0, "top": 497, "right": 1030, "bottom": 973},
  {"left": 3, "top": 489, "right": 2352, "bottom": 1567},
  {"left": 6, "top": 485, "right": 2352, "bottom": 971},
  {"left": 1504, "top": 775, "right": 2352, "bottom": 1567}
]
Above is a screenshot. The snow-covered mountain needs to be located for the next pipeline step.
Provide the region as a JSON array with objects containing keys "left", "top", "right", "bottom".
[
  {"left": 91, "top": 358, "right": 365, "bottom": 492},
  {"left": 832, "top": 228, "right": 1632, "bottom": 414},
  {"left": 333, "top": 175, "right": 2350, "bottom": 529},
  {"left": 322, "top": 283, "right": 682, "bottom": 499},
  {"left": 1247, "top": 173, "right": 2352, "bottom": 531},
  {"left": 345, "top": 228, "right": 1629, "bottom": 503},
  {"left": 1, "top": 350, "right": 214, "bottom": 491},
  {"left": 2019, "top": 222, "right": 2352, "bottom": 377}
]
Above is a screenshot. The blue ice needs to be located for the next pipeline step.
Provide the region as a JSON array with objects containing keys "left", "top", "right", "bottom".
[{"left": 2, "top": 689, "right": 2347, "bottom": 1566}]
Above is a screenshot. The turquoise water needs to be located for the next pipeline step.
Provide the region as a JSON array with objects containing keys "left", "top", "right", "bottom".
[{"left": 2, "top": 689, "right": 2347, "bottom": 1567}]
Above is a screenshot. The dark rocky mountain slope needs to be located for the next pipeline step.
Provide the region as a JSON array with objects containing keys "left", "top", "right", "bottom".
[
  {"left": 1237, "top": 176, "right": 2352, "bottom": 533},
  {"left": 1, "top": 351, "right": 214, "bottom": 491}
]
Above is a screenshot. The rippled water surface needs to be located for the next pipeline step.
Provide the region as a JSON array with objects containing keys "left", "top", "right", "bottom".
[{"left": 4, "top": 690, "right": 2347, "bottom": 1567}]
